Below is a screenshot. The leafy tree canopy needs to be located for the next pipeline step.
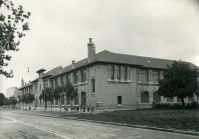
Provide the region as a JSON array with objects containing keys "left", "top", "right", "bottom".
[
  {"left": 0, "top": 0, "right": 30, "bottom": 77},
  {"left": 0, "top": 93, "right": 6, "bottom": 106},
  {"left": 158, "top": 60, "right": 198, "bottom": 106}
]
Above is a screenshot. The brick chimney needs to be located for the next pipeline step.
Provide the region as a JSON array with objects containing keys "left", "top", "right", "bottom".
[
  {"left": 87, "top": 38, "right": 95, "bottom": 62},
  {"left": 72, "top": 60, "right": 75, "bottom": 69}
]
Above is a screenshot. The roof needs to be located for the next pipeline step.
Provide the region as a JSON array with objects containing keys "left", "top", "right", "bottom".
[{"left": 36, "top": 50, "right": 199, "bottom": 79}]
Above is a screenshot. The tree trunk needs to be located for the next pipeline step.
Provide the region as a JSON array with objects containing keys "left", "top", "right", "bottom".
[
  {"left": 50, "top": 101, "right": 52, "bottom": 111},
  {"left": 181, "top": 97, "right": 185, "bottom": 108},
  {"left": 59, "top": 99, "right": 62, "bottom": 112},
  {"left": 70, "top": 100, "right": 73, "bottom": 113}
]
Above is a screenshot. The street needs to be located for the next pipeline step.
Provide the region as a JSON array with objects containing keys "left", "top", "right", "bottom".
[{"left": 0, "top": 110, "right": 198, "bottom": 139}]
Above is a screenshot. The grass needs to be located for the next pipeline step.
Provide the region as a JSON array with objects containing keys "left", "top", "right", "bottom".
[{"left": 70, "top": 109, "right": 199, "bottom": 131}]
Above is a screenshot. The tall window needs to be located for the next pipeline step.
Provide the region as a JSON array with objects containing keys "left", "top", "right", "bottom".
[
  {"left": 50, "top": 80, "right": 54, "bottom": 89},
  {"left": 139, "top": 69, "right": 148, "bottom": 83},
  {"left": 66, "top": 74, "right": 70, "bottom": 84},
  {"left": 124, "top": 67, "right": 128, "bottom": 81},
  {"left": 117, "top": 96, "right": 122, "bottom": 105},
  {"left": 81, "top": 69, "right": 86, "bottom": 83},
  {"left": 55, "top": 78, "right": 58, "bottom": 87},
  {"left": 167, "top": 97, "right": 173, "bottom": 102},
  {"left": 61, "top": 96, "right": 65, "bottom": 105},
  {"left": 152, "top": 70, "right": 159, "bottom": 83},
  {"left": 141, "top": 91, "right": 149, "bottom": 103},
  {"left": 116, "top": 66, "right": 121, "bottom": 80},
  {"left": 61, "top": 76, "right": 64, "bottom": 87},
  {"left": 74, "top": 94, "right": 78, "bottom": 105},
  {"left": 110, "top": 66, "right": 115, "bottom": 80},
  {"left": 74, "top": 72, "right": 78, "bottom": 84},
  {"left": 66, "top": 97, "right": 70, "bottom": 105},
  {"left": 153, "top": 91, "right": 161, "bottom": 103},
  {"left": 91, "top": 79, "right": 95, "bottom": 93}
]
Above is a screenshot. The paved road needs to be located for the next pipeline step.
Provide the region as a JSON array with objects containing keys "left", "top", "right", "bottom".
[{"left": 0, "top": 110, "right": 198, "bottom": 139}]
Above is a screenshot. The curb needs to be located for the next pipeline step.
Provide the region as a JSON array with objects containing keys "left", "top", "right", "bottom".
[{"left": 9, "top": 110, "right": 199, "bottom": 136}]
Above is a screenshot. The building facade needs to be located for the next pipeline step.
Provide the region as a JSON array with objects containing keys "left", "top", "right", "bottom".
[{"left": 19, "top": 38, "right": 198, "bottom": 110}]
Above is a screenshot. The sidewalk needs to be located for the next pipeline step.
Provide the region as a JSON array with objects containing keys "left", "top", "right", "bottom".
[{"left": 7, "top": 109, "right": 199, "bottom": 137}]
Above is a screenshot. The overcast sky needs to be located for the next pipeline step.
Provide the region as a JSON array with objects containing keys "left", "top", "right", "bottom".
[{"left": 1, "top": 0, "right": 199, "bottom": 96}]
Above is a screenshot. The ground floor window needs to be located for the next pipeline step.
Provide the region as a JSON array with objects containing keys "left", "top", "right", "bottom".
[
  {"left": 74, "top": 94, "right": 78, "bottom": 105},
  {"left": 117, "top": 96, "right": 122, "bottom": 105},
  {"left": 61, "top": 96, "right": 65, "bottom": 105},
  {"left": 141, "top": 91, "right": 149, "bottom": 103},
  {"left": 153, "top": 91, "right": 161, "bottom": 103},
  {"left": 167, "top": 97, "right": 173, "bottom": 102}
]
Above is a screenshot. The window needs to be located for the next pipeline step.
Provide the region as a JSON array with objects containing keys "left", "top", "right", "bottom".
[
  {"left": 167, "top": 97, "right": 173, "bottom": 102},
  {"left": 152, "top": 70, "right": 159, "bottom": 83},
  {"left": 116, "top": 66, "right": 121, "bottom": 80},
  {"left": 61, "top": 76, "right": 64, "bottom": 87},
  {"left": 110, "top": 66, "right": 115, "bottom": 80},
  {"left": 141, "top": 91, "right": 149, "bottom": 103},
  {"left": 55, "top": 78, "right": 58, "bottom": 87},
  {"left": 66, "top": 97, "right": 70, "bottom": 105},
  {"left": 50, "top": 80, "right": 54, "bottom": 89},
  {"left": 39, "top": 84, "right": 42, "bottom": 92},
  {"left": 66, "top": 74, "right": 70, "bottom": 84},
  {"left": 74, "top": 72, "right": 78, "bottom": 84},
  {"left": 117, "top": 96, "right": 122, "bottom": 105},
  {"left": 153, "top": 91, "right": 161, "bottom": 103},
  {"left": 91, "top": 79, "right": 95, "bottom": 93},
  {"left": 55, "top": 99, "right": 58, "bottom": 105},
  {"left": 74, "top": 94, "right": 78, "bottom": 105},
  {"left": 124, "top": 67, "right": 128, "bottom": 81},
  {"left": 139, "top": 69, "right": 148, "bottom": 83},
  {"left": 81, "top": 69, "right": 87, "bottom": 82},
  {"left": 61, "top": 96, "right": 65, "bottom": 105},
  {"left": 43, "top": 79, "right": 48, "bottom": 89}
]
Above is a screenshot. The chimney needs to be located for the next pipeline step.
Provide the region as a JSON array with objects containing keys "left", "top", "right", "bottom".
[
  {"left": 21, "top": 78, "right": 24, "bottom": 87},
  {"left": 72, "top": 60, "right": 75, "bottom": 69},
  {"left": 87, "top": 38, "right": 95, "bottom": 62}
]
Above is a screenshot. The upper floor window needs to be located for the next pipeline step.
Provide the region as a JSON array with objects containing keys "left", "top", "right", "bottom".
[
  {"left": 55, "top": 78, "right": 58, "bottom": 87},
  {"left": 50, "top": 80, "right": 54, "bottom": 89},
  {"left": 91, "top": 78, "right": 95, "bottom": 93},
  {"left": 74, "top": 72, "right": 78, "bottom": 84},
  {"left": 81, "top": 69, "right": 87, "bottom": 83},
  {"left": 110, "top": 66, "right": 115, "bottom": 80},
  {"left": 61, "top": 76, "right": 64, "bottom": 87},
  {"left": 116, "top": 66, "right": 121, "bottom": 80},
  {"left": 138, "top": 69, "right": 148, "bottom": 83},
  {"left": 152, "top": 70, "right": 160, "bottom": 83},
  {"left": 124, "top": 67, "right": 128, "bottom": 81}
]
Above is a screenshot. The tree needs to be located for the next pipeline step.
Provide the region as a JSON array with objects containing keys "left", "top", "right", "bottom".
[
  {"left": 0, "top": 93, "right": 6, "bottom": 106},
  {"left": 53, "top": 87, "right": 64, "bottom": 112},
  {"left": 158, "top": 61, "right": 198, "bottom": 107},
  {"left": 9, "top": 96, "right": 17, "bottom": 109},
  {"left": 26, "top": 93, "right": 35, "bottom": 110},
  {"left": 0, "top": 0, "right": 30, "bottom": 77},
  {"left": 39, "top": 89, "right": 48, "bottom": 110},
  {"left": 45, "top": 87, "right": 54, "bottom": 111},
  {"left": 64, "top": 83, "right": 78, "bottom": 112}
]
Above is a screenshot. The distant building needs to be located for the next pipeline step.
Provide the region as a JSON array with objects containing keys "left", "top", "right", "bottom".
[
  {"left": 19, "top": 38, "right": 199, "bottom": 110},
  {"left": 6, "top": 87, "right": 19, "bottom": 99}
]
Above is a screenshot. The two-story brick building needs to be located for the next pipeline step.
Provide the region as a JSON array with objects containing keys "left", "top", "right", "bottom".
[{"left": 19, "top": 38, "right": 198, "bottom": 110}]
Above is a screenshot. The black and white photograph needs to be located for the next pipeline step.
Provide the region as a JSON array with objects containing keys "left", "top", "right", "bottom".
[{"left": 0, "top": 0, "right": 199, "bottom": 138}]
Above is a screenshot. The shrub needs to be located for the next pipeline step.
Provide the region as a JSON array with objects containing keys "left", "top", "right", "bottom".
[{"left": 153, "top": 102, "right": 198, "bottom": 109}]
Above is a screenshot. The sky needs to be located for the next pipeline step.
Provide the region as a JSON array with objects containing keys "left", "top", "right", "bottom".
[{"left": 0, "top": 0, "right": 199, "bottom": 96}]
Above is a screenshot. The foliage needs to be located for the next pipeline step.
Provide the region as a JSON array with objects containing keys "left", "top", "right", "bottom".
[
  {"left": 158, "top": 61, "right": 198, "bottom": 107},
  {"left": 64, "top": 82, "right": 78, "bottom": 102},
  {"left": 8, "top": 96, "right": 17, "bottom": 105},
  {"left": 0, "top": 93, "right": 6, "bottom": 106},
  {"left": 0, "top": 0, "right": 30, "bottom": 77},
  {"left": 153, "top": 102, "right": 198, "bottom": 109}
]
